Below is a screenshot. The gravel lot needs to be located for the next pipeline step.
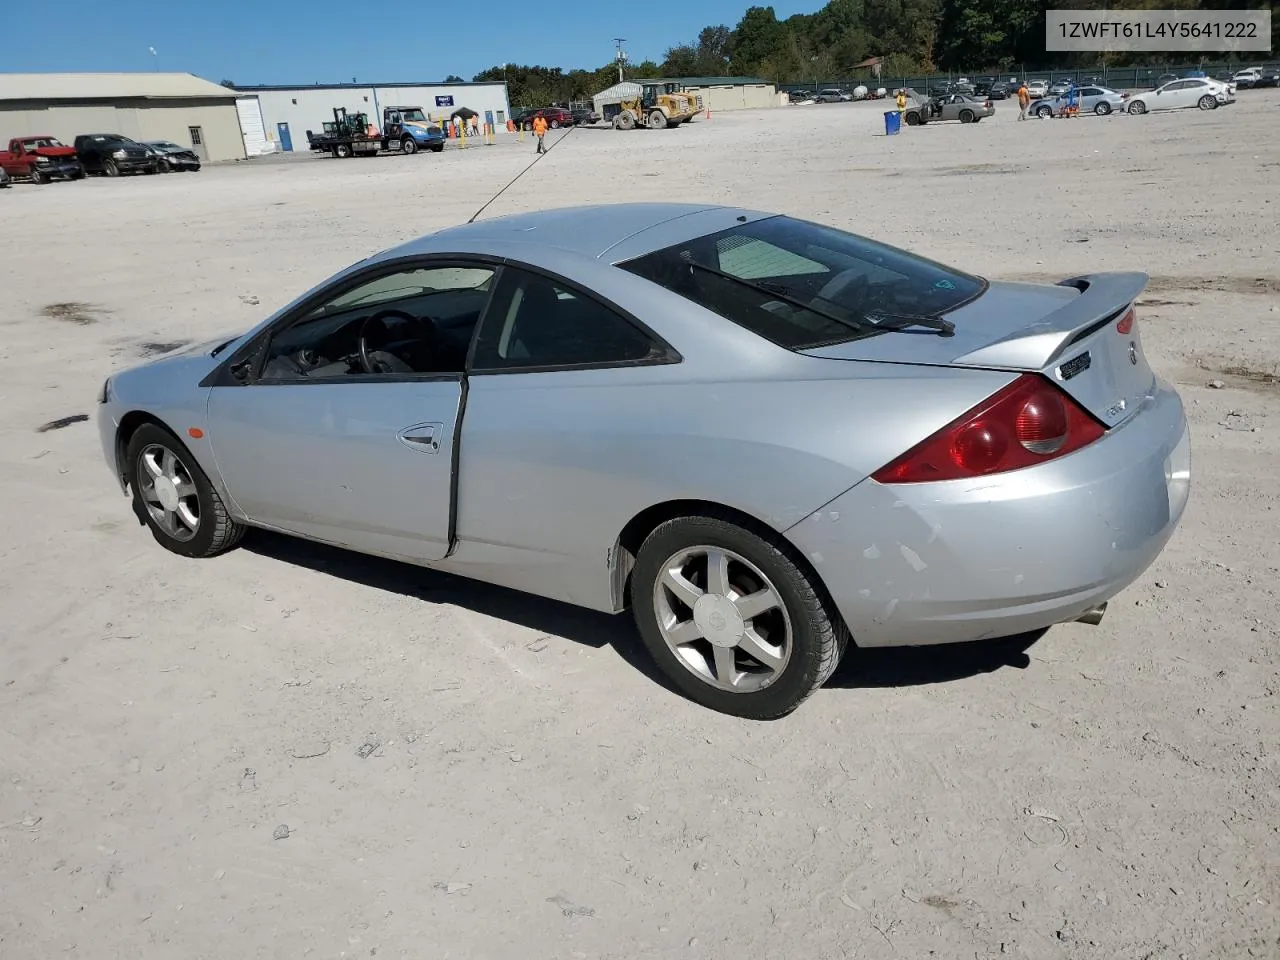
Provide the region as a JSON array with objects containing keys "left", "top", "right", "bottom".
[{"left": 2, "top": 92, "right": 1277, "bottom": 960}]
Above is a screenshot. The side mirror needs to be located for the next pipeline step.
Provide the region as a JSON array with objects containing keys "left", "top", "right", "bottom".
[{"left": 230, "top": 359, "right": 253, "bottom": 383}]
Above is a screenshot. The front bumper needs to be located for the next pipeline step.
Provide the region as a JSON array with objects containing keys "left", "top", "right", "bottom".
[
  {"left": 787, "top": 381, "right": 1191, "bottom": 647},
  {"left": 34, "top": 161, "right": 84, "bottom": 179},
  {"left": 113, "top": 158, "right": 156, "bottom": 173}
]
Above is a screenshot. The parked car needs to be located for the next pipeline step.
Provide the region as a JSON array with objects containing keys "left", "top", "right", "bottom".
[
  {"left": 1127, "top": 77, "right": 1235, "bottom": 114},
  {"left": 816, "top": 88, "right": 852, "bottom": 102},
  {"left": 1048, "top": 79, "right": 1074, "bottom": 97},
  {"left": 95, "top": 202, "right": 1190, "bottom": 718},
  {"left": 569, "top": 107, "right": 601, "bottom": 125},
  {"left": 512, "top": 107, "right": 575, "bottom": 130},
  {"left": 908, "top": 93, "right": 995, "bottom": 125},
  {"left": 1252, "top": 68, "right": 1279, "bottom": 89},
  {"left": 0, "top": 166, "right": 10, "bottom": 188},
  {"left": 1033, "top": 86, "right": 1128, "bottom": 118},
  {"left": 986, "top": 81, "right": 1010, "bottom": 100},
  {"left": 1232, "top": 67, "right": 1261, "bottom": 89},
  {"left": 1026, "top": 80, "right": 1049, "bottom": 99},
  {"left": 143, "top": 140, "right": 201, "bottom": 173},
  {"left": 0, "top": 135, "right": 85, "bottom": 183},
  {"left": 74, "top": 134, "right": 157, "bottom": 176}
]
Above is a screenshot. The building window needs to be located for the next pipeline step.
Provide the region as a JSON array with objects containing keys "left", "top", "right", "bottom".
[
  {"left": 496, "top": 110, "right": 505, "bottom": 124},
  {"left": 291, "top": 98, "right": 297, "bottom": 105}
]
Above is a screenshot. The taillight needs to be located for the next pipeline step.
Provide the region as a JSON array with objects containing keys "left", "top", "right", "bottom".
[
  {"left": 1115, "top": 307, "right": 1134, "bottom": 334},
  {"left": 872, "top": 374, "right": 1106, "bottom": 484}
]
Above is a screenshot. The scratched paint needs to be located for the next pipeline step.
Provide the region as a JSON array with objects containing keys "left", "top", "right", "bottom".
[
  {"left": 862, "top": 544, "right": 881, "bottom": 560},
  {"left": 899, "top": 544, "right": 928, "bottom": 572}
]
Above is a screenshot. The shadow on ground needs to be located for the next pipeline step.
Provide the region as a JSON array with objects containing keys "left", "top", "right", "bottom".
[{"left": 247, "top": 531, "right": 1045, "bottom": 697}]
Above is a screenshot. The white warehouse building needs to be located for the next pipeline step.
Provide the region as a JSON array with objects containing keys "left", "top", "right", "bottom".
[{"left": 234, "top": 81, "right": 512, "bottom": 153}]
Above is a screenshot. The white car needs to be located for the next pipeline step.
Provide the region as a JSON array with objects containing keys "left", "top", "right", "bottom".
[
  {"left": 1127, "top": 77, "right": 1234, "bottom": 114},
  {"left": 1026, "top": 80, "right": 1049, "bottom": 99}
]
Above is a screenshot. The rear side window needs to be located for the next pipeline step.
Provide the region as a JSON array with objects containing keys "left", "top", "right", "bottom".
[
  {"left": 618, "top": 215, "right": 985, "bottom": 351},
  {"left": 471, "top": 268, "right": 663, "bottom": 370}
]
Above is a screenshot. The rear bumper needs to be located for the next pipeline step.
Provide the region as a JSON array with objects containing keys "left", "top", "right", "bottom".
[{"left": 788, "top": 381, "right": 1191, "bottom": 647}]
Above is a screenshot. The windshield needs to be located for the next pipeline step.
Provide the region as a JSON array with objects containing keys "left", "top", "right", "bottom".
[
  {"left": 23, "top": 137, "right": 65, "bottom": 149},
  {"left": 398, "top": 108, "right": 427, "bottom": 122},
  {"left": 618, "top": 216, "right": 986, "bottom": 350}
]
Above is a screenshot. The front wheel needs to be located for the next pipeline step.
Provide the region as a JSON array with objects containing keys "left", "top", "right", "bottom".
[
  {"left": 1198, "top": 95, "right": 1217, "bottom": 110},
  {"left": 904, "top": 112, "right": 921, "bottom": 126},
  {"left": 648, "top": 109, "right": 668, "bottom": 129},
  {"left": 334, "top": 143, "right": 352, "bottom": 158},
  {"left": 125, "top": 423, "right": 246, "bottom": 559},
  {"left": 631, "top": 513, "right": 847, "bottom": 719},
  {"left": 1128, "top": 100, "right": 1146, "bottom": 115},
  {"left": 1036, "top": 104, "right": 1053, "bottom": 118},
  {"left": 30, "top": 166, "right": 46, "bottom": 184},
  {"left": 157, "top": 158, "right": 172, "bottom": 172},
  {"left": 103, "top": 159, "right": 119, "bottom": 177},
  {"left": 1094, "top": 101, "right": 1111, "bottom": 116},
  {"left": 401, "top": 136, "right": 418, "bottom": 155}
]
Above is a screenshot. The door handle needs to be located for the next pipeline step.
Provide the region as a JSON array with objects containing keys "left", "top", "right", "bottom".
[{"left": 397, "top": 422, "right": 442, "bottom": 453}]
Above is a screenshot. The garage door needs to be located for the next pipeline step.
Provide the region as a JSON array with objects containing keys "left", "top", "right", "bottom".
[{"left": 236, "top": 97, "right": 273, "bottom": 156}]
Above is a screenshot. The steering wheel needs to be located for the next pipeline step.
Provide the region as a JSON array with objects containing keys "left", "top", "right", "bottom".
[
  {"left": 816, "top": 268, "right": 871, "bottom": 308},
  {"left": 357, "top": 308, "right": 432, "bottom": 374}
]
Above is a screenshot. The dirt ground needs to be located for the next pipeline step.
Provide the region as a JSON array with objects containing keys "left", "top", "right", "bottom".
[{"left": 1, "top": 92, "right": 1277, "bottom": 960}]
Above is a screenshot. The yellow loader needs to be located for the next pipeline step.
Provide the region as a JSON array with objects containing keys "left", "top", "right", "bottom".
[{"left": 607, "top": 81, "right": 703, "bottom": 130}]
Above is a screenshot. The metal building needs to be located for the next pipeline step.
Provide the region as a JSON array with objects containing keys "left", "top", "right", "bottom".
[
  {"left": 0, "top": 73, "right": 247, "bottom": 162},
  {"left": 234, "top": 81, "right": 511, "bottom": 152}
]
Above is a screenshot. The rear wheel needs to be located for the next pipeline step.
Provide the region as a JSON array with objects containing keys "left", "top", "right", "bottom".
[
  {"left": 401, "top": 136, "right": 418, "bottom": 155},
  {"left": 614, "top": 111, "right": 636, "bottom": 131},
  {"left": 125, "top": 423, "right": 246, "bottom": 559},
  {"left": 1095, "top": 101, "right": 1111, "bottom": 115},
  {"left": 632, "top": 513, "right": 847, "bottom": 719},
  {"left": 904, "top": 111, "right": 921, "bottom": 126},
  {"left": 1198, "top": 95, "right": 1217, "bottom": 110},
  {"left": 959, "top": 109, "right": 975, "bottom": 123},
  {"left": 1128, "top": 100, "right": 1146, "bottom": 115},
  {"left": 648, "top": 109, "right": 668, "bottom": 129},
  {"left": 335, "top": 143, "right": 352, "bottom": 158}
]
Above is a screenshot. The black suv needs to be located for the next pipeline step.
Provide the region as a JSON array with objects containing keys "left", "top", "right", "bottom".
[{"left": 73, "top": 134, "right": 157, "bottom": 177}]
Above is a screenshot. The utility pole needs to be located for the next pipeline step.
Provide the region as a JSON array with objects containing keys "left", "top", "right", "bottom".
[
  {"left": 149, "top": 46, "right": 158, "bottom": 71},
  {"left": 614, "top": 38, "right": 627, "bottom": 84}
]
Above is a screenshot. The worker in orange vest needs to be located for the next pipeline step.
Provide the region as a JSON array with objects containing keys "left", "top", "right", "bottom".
[{"left": 532, "top": 114, "right": 548, "bottom": 154}]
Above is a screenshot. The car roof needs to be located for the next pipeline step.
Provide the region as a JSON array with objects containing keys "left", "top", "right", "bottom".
[{"left": 377, "top": 202, "right": 776, "bottom": 264}]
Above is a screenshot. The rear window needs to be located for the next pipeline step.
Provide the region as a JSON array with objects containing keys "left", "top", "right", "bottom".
[{"left": 618, "top": 215, "right": 985, "bottom": 350}]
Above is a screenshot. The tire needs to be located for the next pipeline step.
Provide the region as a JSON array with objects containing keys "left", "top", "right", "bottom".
[
  {"left": 1036, "top": 105, "right": 1052, "bottom": 118},
  {"left": 157, "top": 158, "right": 171, "bottom": 173},
  {"left": 631, "top": 512, "right": 848, "bottom": 719},
  {"left": 431, "top": 144, "right": 444, "bottom": 153},
  {"left": 648, "top": 109, "right": 668, "bottom": 129},
  {"left": 125, "top": 423, "right": 246, "bottom": 559},
  {"left": 1094, "top": 101, "right": 1111, "bottom": 116},
  {"left": 614, "top": 111, "right": 636, "bottom": 131},
  {"left": 904, "top": 112, "right": 921, "bottom": 126},
  {"left": 335, "top": 143, "right": 352, "bottom": 158},
  {"left": 401, "top": 137, "right": 418, "bottom": 155},
  {"left": 104, "top": 158, "right": 119, "bottom": 177},
  {"left": 1128, "top": 100, "right": 1146, "bottom": 115},
  {"left": 1198, "top": 95, "right": 1217, "bottom": 110},
  {"left": 30, "top": 166, "right": 46, "bottom": 184},
  {"left": 550, "top": 119, "right": 561, "bottom": 129},
  {"left": 959, "top": 109, "right": 975, "bottom": 123}
]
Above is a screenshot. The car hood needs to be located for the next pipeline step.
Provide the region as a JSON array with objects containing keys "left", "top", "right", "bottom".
[{"left": 29, "top": 145, "right": 78, "bottom": 159}]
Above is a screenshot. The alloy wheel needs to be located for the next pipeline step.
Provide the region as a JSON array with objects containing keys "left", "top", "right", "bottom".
[
  {"left": 653, "top": 545, "right": 792, "bottom": 693},
  {"left": 137, "top": 443, "right": 200, "bottom": 542}
]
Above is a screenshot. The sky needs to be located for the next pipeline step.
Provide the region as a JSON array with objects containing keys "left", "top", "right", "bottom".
[{"left": 2, "top": 0, "right": 813, "bottom": 85}]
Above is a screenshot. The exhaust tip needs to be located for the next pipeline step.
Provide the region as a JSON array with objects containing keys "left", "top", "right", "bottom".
[{"left": 1075, "top": 602, "right": 1107, "bottom": 626}]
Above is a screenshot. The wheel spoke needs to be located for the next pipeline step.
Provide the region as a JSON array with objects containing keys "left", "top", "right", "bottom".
[
  {"left": 738, "top": 627, "right": 785, "bottom": 671},
  {"left": 660, "top": 566, "right": 702, "bottom": 609},
  {"left": 712, "top": 645, "right": 738, "bottom": 686},
  {"left": 172, "top": 478, "right": 196, "bottom": 500},
  {"left": 705, "top": 548, "right": 731, "bottom": 597},
  {"left": 161, "top": 449, "right": 177, "bottom": 479},
  {"left": 142, "top": 451, "right": 164, "bottom": 479},
  {"left": 734, "top": 587, "right": 781, "bottom": 623},
  {"left": 161, "top": 509, "right": 180, "bottom": 535},
  {"left": 141, "top": 484, "right": 162, "bottom": 504},
  {"left": 665, "top": 619, "right": 704, "bottom": 647},
  {"left": 176, "top": 501, "right": 199, "bottom": 531}
]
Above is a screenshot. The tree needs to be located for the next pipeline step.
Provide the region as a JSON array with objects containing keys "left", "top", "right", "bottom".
[{"left": 444, "top": 74, "right": 465, "bottom": 82}]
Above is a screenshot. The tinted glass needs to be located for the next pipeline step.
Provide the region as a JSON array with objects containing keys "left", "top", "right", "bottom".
[
  {"left": 619, "top": 216, "right": 985, "bottom": 351},
  {"left": 472, "top": 269, "right": 659, "bottom": 370}
]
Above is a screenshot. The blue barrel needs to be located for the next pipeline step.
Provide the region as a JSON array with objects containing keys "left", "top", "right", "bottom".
[{"left": 884, "top": 110, "right": 901, "bottom": 135}]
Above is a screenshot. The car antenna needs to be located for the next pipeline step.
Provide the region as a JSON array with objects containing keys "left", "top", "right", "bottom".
[{"left": 467, "top": 125, "right": 577, "bottom": 224}]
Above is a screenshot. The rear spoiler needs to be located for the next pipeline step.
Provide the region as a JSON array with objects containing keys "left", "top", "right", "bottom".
[{"left": 953, "top": 272, "right": 1148, "bottom": 369}]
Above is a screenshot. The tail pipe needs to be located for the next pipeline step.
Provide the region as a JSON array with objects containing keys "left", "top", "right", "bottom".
[{"left": 1075, "top": 602, "right": 1107, "bottom": 626}]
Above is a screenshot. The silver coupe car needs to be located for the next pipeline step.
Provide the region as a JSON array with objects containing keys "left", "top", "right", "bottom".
[{"left": 97, "top": 203, "right": 1191, "bottom": 718}]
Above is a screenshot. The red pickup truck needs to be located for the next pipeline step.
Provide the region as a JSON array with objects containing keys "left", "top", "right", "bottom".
[{"left": 0, "top": 135, "right": 86, "bottom": 183}]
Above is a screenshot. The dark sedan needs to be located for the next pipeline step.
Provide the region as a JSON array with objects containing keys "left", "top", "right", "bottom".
[
  {"left": 143, "top": 140, "right": 201, "bottom": 173},
  {"left": 74, "top": 134, "right": 157, "bottom": 177}
]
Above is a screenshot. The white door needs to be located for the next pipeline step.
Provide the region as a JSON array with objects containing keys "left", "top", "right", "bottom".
[
  {"left": 1156, "top": 80, "right": 1193, "bottom": 111},
  {"left": 236, "top": 97, "right": 274, "bottom": 156}
]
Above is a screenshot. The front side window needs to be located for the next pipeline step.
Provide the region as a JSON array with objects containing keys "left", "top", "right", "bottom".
[
  {"left": 471, "top": 268, "right": 662, "bottom": 370},
  {"left": 619, "top": 215, "right": 985, "bottom": 351},
  {"left": 259, "top": 263, "right": 495, "bottom": 380}
]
